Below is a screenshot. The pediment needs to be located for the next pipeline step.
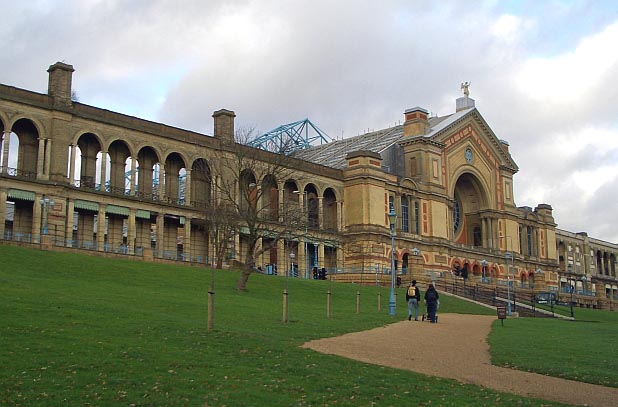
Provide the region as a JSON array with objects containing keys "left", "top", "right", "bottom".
[{"left": 430, "top": 109, "right": 518, "bottom": 174}]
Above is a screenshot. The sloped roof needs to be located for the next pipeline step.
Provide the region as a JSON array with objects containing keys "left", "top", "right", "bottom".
[{"left": 294, "top": 107, "right": 475, "bottom": 169}]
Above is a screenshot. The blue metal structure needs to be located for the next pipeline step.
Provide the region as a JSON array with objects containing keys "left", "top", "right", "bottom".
[{"left": 247, "top": 119, "right": 331, "bottom": 154}]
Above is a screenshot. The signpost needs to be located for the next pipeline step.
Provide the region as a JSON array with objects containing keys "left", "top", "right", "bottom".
[{"left": 496, "top": 305, "right": 507, "bottom": 326}]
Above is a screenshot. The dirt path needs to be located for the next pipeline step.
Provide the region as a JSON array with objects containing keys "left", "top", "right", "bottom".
[{"left": 302, "top": 313, "right": 618, "bottom": 407}]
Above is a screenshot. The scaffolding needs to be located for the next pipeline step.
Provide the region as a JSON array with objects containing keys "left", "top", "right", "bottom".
[{"left": 247, "top": 118, "right": 331, "bottom": 154}]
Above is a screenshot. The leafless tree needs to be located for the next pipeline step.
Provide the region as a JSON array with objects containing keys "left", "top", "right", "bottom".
[{"left": 195, "top": 126, "right": 313, "bottom": 290}]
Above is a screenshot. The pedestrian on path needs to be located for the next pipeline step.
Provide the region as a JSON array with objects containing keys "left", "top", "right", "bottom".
[
  {"left": 406, "top": 280, "right": 421, "bottom": 321},
  {"left": 424, "top": 283, "right": 440, "bottom": 323}
]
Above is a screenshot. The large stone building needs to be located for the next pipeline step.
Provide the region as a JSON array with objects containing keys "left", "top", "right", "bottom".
[{"left": 1, "top": 63, "right": 617, "bottom": 307}]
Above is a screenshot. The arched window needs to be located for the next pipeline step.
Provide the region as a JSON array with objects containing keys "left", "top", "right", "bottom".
[
  {"left": 401, "top": 196, "right": 409, "bottom": 233},
  {"left": 453, "top": 197, "right": 461, "bottom": 234}
]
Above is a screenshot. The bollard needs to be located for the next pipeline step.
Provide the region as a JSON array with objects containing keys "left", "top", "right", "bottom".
[
  {"left": 207, "top": 285, "right": 215, "bottom": 331},
  {"left": 327, "top": 289, "right": 332, "bottom": 319},
  {"left": 282, "top": 288, "right": 289, "bottom": 323},
  {"left": 377, "top": 291, "right": 381, "bottom": 312}
]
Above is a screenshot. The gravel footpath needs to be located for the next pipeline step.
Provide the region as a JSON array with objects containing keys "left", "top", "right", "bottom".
[{"left": 301, "top": 313, "right": 618, "bottom": 407}]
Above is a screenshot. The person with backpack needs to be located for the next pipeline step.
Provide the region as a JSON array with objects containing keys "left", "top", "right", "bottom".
[
  {"left": 424, "top": 283, "right": 440, "bottom": 323},
  {"left": 406, "top": 280, "right": 421, "bottom": 321}
]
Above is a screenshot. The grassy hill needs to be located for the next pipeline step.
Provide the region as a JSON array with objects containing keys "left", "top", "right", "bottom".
[{"left": 2, "top": 244, "right": 612, "bottom": 406}]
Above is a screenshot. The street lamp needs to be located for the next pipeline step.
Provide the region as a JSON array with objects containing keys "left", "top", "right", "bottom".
[
  {"left": 505, "top": 252, "right": 513, "bottom": 316},
  {"left": 567, "top": 276, "right": 575, "bottom": 318},
  {"left": 39, "top": 196, "right": 55, "bottom": 235},
  {"left": 388, "top": 205, "right": 397, "bottom": 316}
]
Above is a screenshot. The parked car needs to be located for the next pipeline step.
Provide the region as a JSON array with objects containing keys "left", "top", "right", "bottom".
[{"left": 535, "top": 292, "right": 556, "bottom": 305}]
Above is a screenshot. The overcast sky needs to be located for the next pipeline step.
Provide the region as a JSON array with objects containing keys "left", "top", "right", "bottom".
[{"left": 2, "top": 0, "right": 617, "bottom": 243}]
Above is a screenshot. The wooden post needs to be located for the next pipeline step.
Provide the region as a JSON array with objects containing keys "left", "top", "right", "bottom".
[
  {"left": 377, "top": 291, "right": 381, "bottom": 311},
  {"left": 327, "top": 289, "right": 332, "bottom": 319},
  {"left": 282, "top": 289, "right": 289, "bottom": 323},
  {"left": 207, "top": 283, "right": 215, "bottom": 331}
]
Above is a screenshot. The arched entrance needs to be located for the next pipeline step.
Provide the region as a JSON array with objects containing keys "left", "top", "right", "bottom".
[{"left": 452, "top": 172, "right": 489, "bottom": 247}]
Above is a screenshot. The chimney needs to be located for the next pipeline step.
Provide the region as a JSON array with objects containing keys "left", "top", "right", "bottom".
[
  {"left": 403, "top": 107, "right": 429, "bottom": 137},
  {"left": 212, "top": 109, "right": 236, "bottom": 142},
  {"left": 47, "top": 62, "right": 74, "bottom": 105}
]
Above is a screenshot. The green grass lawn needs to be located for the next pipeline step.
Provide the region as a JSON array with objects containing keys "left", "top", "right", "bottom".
[{"left": 1, "top": 245, "right": 608, "bottom": 406}]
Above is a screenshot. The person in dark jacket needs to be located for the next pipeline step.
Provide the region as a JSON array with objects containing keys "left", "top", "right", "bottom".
[
  {"left": 406, "top": 280, "right": 421, "bottom": 321},
  {"left": 424, "top": 284, "right": 440, "bottom": 323}
]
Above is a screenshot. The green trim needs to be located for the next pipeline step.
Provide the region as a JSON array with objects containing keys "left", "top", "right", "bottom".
[
  {"left": 7, "top": 189, "right": 35, "bottom": 201},
  {"left": 136, "top": 209, "right": 151, "bottom": 219},
  {"left": 106, "top": 204, "right": 129, "bottom": 216},
  {"left": 73, "top": 199, "right": 99, "bottom": 211}
]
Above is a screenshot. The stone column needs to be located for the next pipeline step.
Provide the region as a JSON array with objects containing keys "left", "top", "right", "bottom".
[
  {"left": 68, "top": 144, "right": 76, "bottom": 185},
  {"left": 128, "top": 208, "right": 136, "bottom": 255},
  {"left": 156, "top": 213, "right": 165, "bottom": 257},
  {"left": 65, "top": 198, "right": 74, "bottom": 247},
  {"left": 36, "top": 138, "right": 46, "bottom": 178},
  {"left": 183, "top": 219, "right": 191, "bottom": 261},
  {"left": 300, "top": 239, "right": 308, "bottom": 278},
  {"left": 97, "top": 206, "right": 106, "bottom": 251},
  {"left": 318, "top": 197, "right": 324, "bottom": 229},
  {"left": 1, "top": 131, "right": 10, "bottom": 173},
  {"left": 158, "top": 169, "right": 166, "bottom": 201},
  {"left": 337, "top": 201, "right": 343, "bottom": 231},
  {"left": 278, "top": 185, "right": 285, "bottom": 222},
  {"left": 277, "top": 239, "right": 285, "bottom": 276},
  {"left": 0, "top": 188, "right": 6, "bottom": 239},
  {"left": 336, "top": 244, "right": 344, "bottom": 272},
  {"left": 184, "top": 169, "right": 191, "bottom": 206},
  {"left": 32, "top": 194, "right": 42, "bottom": 243},
  {"left": 130, "top": 158, "right": 137, "bottom": 196},
  {"left": 44, "top": 138, "right": 52, "bottom": 178},
  {"left": 100, "top": 151, "right": 108, "bottom": 191},
  {"left": 318, "top": 243, "right": 324, "bottom": 269}
]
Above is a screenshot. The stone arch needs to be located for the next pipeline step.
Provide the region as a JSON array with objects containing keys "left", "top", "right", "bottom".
[
  {"left": 323, "top": 187, "right": 338, "bottom": 231},
  {"left": 11, "top": 118, "right": 41, "bottom": 177},
  {"left": 135, "top": 146, "right": 162, "bottom": 200},
  {"left": 283, "top": 179, "right": 301, "bottom": 222},
  {"left": 190, "top": 157, "right": 212, "bottom": 208},
  {"left": 75, "top": 132, "right": 103, "bottom": 188},
  {"left": 163, "top": 152, "right": 187, "bottom": 204},
  {"left": 451, "top": 171, "right": 491, "bottom": 246},
  {"left": 107, "top": 139, "right": 132, "bottom": 194},
  {"left": 261, "top": 174, "right": 279, "bottom": 221},
  {"left": 299, "top": 183, "right": 319, "bottom": 229}
]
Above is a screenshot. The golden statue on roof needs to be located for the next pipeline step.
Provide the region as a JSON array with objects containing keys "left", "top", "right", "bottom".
[{"left": 461, "top": 81, "right": 471, "bottom": 97}]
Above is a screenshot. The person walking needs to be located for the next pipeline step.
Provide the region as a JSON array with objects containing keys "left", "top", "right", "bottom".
[
  {"left": 424, "top": 283, "right": 440, "bottom": 323},
  {"left": 406, "top": 280, "right": 421, "bottom": 321}
]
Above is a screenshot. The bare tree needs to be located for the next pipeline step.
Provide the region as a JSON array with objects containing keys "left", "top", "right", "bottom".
[{"left": 195, "top": 126, "right": 311, "bottom": 290}]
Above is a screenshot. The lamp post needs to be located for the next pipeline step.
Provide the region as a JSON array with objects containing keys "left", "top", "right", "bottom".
[
  {"left": 282, "top": 252, "right": 294, "bottom": 323},
  {"left": 388, "top": 205, "right": 397, "bottom": 316},
  {"left": 505, "top": 252, "right": 513, "bottom": 316},
  {"left": 567, "top": 276, "right": 575, "bottom": 318}
]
